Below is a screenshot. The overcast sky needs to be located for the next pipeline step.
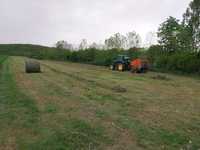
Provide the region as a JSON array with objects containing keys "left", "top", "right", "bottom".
[{"left": 0, "top": 0, "right": 192, "bottom": 46}]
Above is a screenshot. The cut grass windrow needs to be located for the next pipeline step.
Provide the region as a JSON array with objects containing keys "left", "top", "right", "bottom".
[
  {"left": 0, "top": 56, "right": 110, "bottom": 150},
  {"left": 41, "top": 62, "right": 114, "bottom": 91},
  {"left": 0, "top": 56, "right": 39, "bottom": 149},
  {"left": 1, "top": 56, "right": 200, "bottom": 150}
]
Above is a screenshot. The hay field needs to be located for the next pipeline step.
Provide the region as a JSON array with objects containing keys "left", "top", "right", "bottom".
[{"left": 0, "top": 56, "right": 200, "bottom": 150}]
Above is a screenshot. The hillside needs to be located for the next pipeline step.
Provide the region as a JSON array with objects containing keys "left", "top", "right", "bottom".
[
  {"left": 0, "top": 56, "right": 200, "bottom": 150},
  {"left": 0, "top": 44, "right": 53, "bottom": 54},
  {"left": 0, "top": 44, "right": 71, "bottom": 61}
]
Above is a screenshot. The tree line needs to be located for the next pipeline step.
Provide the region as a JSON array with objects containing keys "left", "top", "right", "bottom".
[
  {"left": 148, "top": 0, "right": 200, "bottom": 74},
  {"left": 56, "top": 31, "right": 143, "bottom": 50},
  {"left": 55, "top": 0, "right": 200, "bottom": 74}
]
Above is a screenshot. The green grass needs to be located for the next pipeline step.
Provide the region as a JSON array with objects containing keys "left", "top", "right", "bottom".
[
  {"left": 20, "top": 119, "right": 109, "bottom": 150},
  {"left": 43, "top": 103, "right": 58, "bottom": 113},
  {"left": 117, "top": 116, "right": 189, "bottom": 149},
  {"left": 1, "top": 56, "right": 200, "bottom": 150},
  {"left": 0, "top": 56, "right": 39, "bottom": 128},
  {"left": 0, "top": 56, "right": 109, "bottom": 150},
  {"left": 0, "top": 55, "right": 8, "bottom": 64},
  {"left": 0, "top": 56, "right": 39, "bottom": 149},
  {"left": 95, "top": 109, "right": 108, "bottom": 119}
]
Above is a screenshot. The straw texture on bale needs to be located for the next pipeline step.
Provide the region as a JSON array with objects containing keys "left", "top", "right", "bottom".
[{"left": 25, "top": 60, "right": 41, "bottom": 73}]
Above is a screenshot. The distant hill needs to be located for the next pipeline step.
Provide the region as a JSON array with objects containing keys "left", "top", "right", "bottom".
[{"left": 0, "top": 44, "right": 70, "bottom": 60}]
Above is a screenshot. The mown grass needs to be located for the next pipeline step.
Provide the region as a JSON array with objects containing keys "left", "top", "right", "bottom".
[
  {"left": 2, "top": 56, "right": 200, "bottom": 150},
  {"left": 0, "top": 56, "right": 110, "bottom": 150},
  {"left": 0, "top": 56, "right": 39, "bottom": 149},
  {"left": 0, "top": 56, "right": 39, "bottom": 128},
  {"left": 40, "top": 59, "right": 200, "bottom": 150},
  {"left": 21, "top": 119, "right": 109, "bottom": 150},
  {"left": 116, "top": 116, "right": 195, "bottom": 149}
]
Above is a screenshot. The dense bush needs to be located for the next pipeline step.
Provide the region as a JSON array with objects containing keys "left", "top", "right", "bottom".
[
  {"left": 147, "top": 45, "right": 200, "bottom": 74},
  {"left": 69, "top": 48, "right": 144, "bottom": 66}
]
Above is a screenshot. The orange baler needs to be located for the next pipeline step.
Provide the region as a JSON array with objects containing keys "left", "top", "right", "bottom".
[{"left": 130, "top": 58, "right": 149, "bottom": 73}]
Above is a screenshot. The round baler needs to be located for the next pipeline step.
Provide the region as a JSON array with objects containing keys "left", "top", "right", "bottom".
[{"left": 130, "top": 58, "right": 149, "bottom": 73}]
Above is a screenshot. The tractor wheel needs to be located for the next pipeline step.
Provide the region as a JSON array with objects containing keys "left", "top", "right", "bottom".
[
  {"left": 117, "top": 64, "right": 124, "bottom": 71},
  {"left": 110, "top": 65, "right": 114, "bottom": 70},
  {"left": 131, "top": 68, "right": 136, "bottom": 73},
  {"left": 140, "top": 68, "right": 145, "bottom": 73}
]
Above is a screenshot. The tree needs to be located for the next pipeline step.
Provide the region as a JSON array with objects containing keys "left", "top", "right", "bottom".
[
  {"left": 89, "top": 42, "right": 99, "bottom": 49},
  {"left": 126, "top": 31, "right": 141, "bottom": 48},
  {"left": 158, "top": 16, "right": 182, "bottom": 52},
  {"left": 183, "top": 0, "right": 200, "bottom": 50},
  {"left": 79, "top": 39, "right": 88, "bottom": 50},
  {"left": 105, "top": 33, "right": 126, "bottom": 49},
  {"left": 145, "top": 31, "right": 157, "bottom": 48},
  {"left": 177, "top": 24, "right": 194, "bottom": 51},
  {"left": 56, "top": 40, "right": 73, "bottom": 50},
  {"left": 56, "top": 40, "right": 65, "bottom": 49}
]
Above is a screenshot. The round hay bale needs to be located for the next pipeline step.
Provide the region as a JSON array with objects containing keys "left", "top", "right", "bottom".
[
  {"left": 25, "top": 60, "right": 41, "bottom": 73},
  {"left": 112, "top": 86, "right": 127, "bottom": 93},
  {"left": 151, "top": 74, "right": 170, "bottom": 81}
]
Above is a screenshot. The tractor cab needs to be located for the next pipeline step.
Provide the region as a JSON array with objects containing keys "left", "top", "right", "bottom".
[
  {"left": 117, "top": 55, "right": 130, "bottom": 62},
  {"left": 110, "top": 55, "right": 131, "bottom": 71}
]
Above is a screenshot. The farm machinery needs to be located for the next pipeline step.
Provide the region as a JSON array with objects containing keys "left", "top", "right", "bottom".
[
  {"left": 110, "top": 55, "right": 131, "bottom": 71},
  {"left": 110, "top": 55, "right": 149, "bottom": 73}
]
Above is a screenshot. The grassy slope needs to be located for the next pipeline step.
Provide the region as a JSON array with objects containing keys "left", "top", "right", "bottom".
[
  {"left": 1, "top": 56, "right": 200, "bottom": 150},
  {"left": 0, "top": 56, "right": 109, "bottom": 150},
  {"left": 0, "top": 44, "right": 70, "bottom": 61},
  {"left": 0, "top": 56, "right": 38, "bottom": 150}
]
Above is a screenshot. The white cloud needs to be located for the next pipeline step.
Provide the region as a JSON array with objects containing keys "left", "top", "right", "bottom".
[{"left": 0, "top": 0, "right": 192, "bottom": 46}]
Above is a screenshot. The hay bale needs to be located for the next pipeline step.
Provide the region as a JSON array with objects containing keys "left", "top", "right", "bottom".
[
  {"left": 152, "top": 74, "right": 170, "bottom": 81},
  {"left": 25, "top": 60, "right": 41, "bottom": 73},
  {"left": 112, "top": 86, "right": 127, "bottom": 93}
]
